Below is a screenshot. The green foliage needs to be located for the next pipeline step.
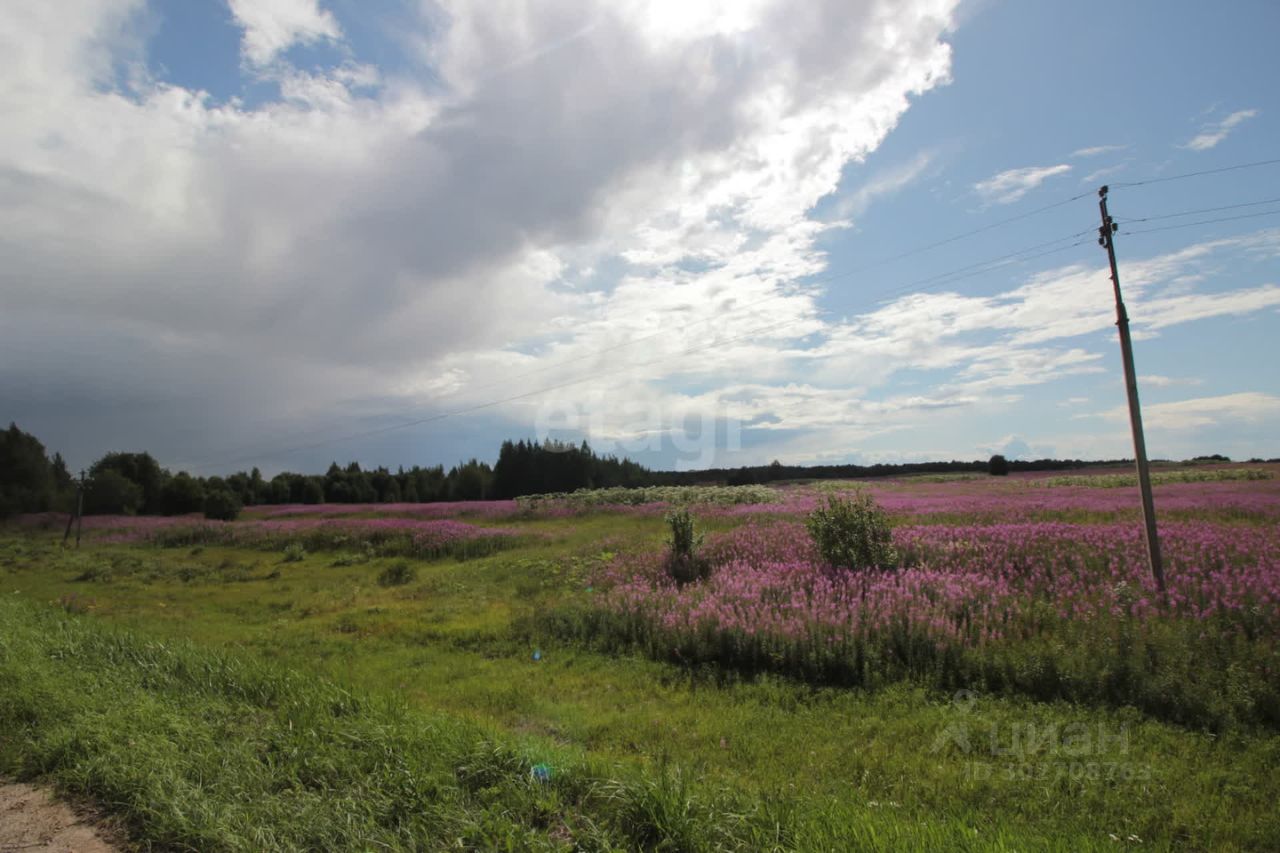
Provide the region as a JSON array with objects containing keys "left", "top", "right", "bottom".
[
  {"left": 281, "top": 542, "right": 307, "bottom": 563},
  {"left": 664, "top": 508, "right": 710, "bottom": 585},
  {"left": 162, "top": 472, "right": 206, "bottom": 514},
  {"left": 331, "top": 546, "right": 374, "bottom": 567},
  {"left": 0, "top": 422, "right": 59, "bottom": 518},
  {"left": 90, "top": 451, "right": 166, "bottom": 514},
  {"left": 146, "top": 525, "right": 520, "bottom": 563},
  {"left": 202, "top": 488, "right": 242, "bottom": 521},
  {"left": 3, "top": 523, "right": 1280, "bottom": 850},
  {"left": 1036, "top": 467, "right": 1273, "bottom": 488},
  {"left": 84, "top": 469, "right": 144, "bottom": 515},
  {"left": 805, "top": 492, "right": 898, "bottom": 571},
  {"left": 377, "top": 560, "right": 417, "bottom": 587},
  {"left": 988, "top": 454, "right": 1010, "bottom": 476},
  {"left": 491, "top": 438, "right": 651, "bottom": 499},
  {"left": 447, "top": 459, "right": 494, "bottom": 501},
  {"left": 0, "top": 599, "right": 805, "bottom": 852},
  {"left": 547, "top": 598, "right": 1280, "bottom": 733},
  {"left": 517, "top": 484, "right": 778, "bottom": 512}
]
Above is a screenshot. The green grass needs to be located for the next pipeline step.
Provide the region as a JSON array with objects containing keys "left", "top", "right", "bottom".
[
  {"left": 1033, "top": 468, "right": 1273, "bottom": 488},
  {"left": 2, "top": 525, "right": 1279, "bottom": 849}
]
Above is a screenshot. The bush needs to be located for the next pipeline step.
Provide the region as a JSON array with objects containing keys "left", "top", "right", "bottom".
[
  {"left": 664, "top": 508, "right": 710, "bottom": 585},
  {"left": 163, "top": 472, "right": 206, "bottom": 515},
  {"left": 805, "top": 492, "right": 897, "bottom": 571},
  {"left": 281, "top": 543, "right": 306, "bottom": 563},
  {"left": 84, "top": 469, "right": 144, "bottom": 515},
  {"left": 203, "top": 488, "right": 242, "bottom": 521},
  {"left": 0, "top": 423, "right": 57, "bottom": 518},
  {"left": 988, "top": 454, "right": 1009, "bottom": 476},
  {"left": 377, "top": 561, "right": 417, "bottom": 587}
]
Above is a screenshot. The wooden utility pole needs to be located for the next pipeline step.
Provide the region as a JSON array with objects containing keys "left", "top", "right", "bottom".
[
  {"left": 62, "top": 497, "right": 75, "bottom": 545},
  {"left": 62, "top": 470, "right": 85, "bottom": 547},
  {"left": 1097, "top": 185, "right": 1165, "bottom": 593},
  {"left": 74, "top": 470, "right": 85, "bottom": 549}
]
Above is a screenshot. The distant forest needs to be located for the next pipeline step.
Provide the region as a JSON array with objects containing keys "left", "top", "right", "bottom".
[{"left": 0, "top": 422, "right": 1268, "bottom": 519}]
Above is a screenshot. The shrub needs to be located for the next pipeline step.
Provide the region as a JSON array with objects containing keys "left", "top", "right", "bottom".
[
  {"left": 377, "top": 561, "right": 416, "bottom": 587},
  {"left": 281, "top": 543, "right": 306, "bottom": 563},
  {"left": 664, "top": 508, "right": 710, "bottom": 585},
  {"left": 203, "top": 488, "right": 242, "bottom": 521},
  {"left": 84, "top": 469, "right": 144, "bottom": 515},
  {"left": 163, "top": 472, "right": 206, "bottom": 515},
  {"left": 988, "top": 454, "right": 1010, "bottom": 476},
  {"left": 804, "top": 492, "right": 897, "bottom": 571}
]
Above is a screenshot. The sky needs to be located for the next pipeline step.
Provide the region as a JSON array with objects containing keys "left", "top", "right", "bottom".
[{"left": 2, "top": 0, "right": 1279, "bottom": 475}]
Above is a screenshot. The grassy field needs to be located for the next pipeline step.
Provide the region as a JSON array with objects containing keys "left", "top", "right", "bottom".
[{"left": 2, "top": 470, "right": 1279, "bottom": 850}]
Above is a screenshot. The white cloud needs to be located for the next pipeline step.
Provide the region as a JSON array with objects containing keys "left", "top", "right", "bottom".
[
  {"left": 1081, "top": 163, "right": 1128, "bottom": 184},
  {"left": 1071, "top": 144, "right": 1127, "bottom": 158},
  {"left": 832, "top": 150, "right": 936, "bottom": 220},
  {"left": 973, "top": 163, "right": 1070, "bottom": 205},
  {"left": 4, "top": 3, "right": 1278, "bottom": 471},
  {"left": 0, "top": 0, "right": 963, "bottom": 470},
  {"left": 1102, "top": 392, "right": 1280, "bottom": 431},
  {"left": 227, "top": 0, "right": 343, "bottom": 66},
  {"left": 1142, "top": 375, "right": 1203, "bottom": 388},
  {"left": 1184, "top": 108, "right": 1258, "bottom": 151}
]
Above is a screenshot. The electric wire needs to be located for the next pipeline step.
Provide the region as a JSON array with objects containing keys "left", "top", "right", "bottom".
[
  {"left": 1119, "top": 208, "right": 1280, "bottom": 236},
  {"left": 180, "top": 160, "right": 1280, "bottom": 471},
  {"left": 1116, "top": 195, "right": 1280, "bottom": 225},
  {"left": 173, "top": 193, "right": 1101, "bottom": 470},
  {"left": 1109, "top": 157, "right": 1280, "bottom": 189}
]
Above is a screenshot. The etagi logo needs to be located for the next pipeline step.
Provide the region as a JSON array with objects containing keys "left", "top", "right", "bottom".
[{"left": 533, "top": 393, "right": 741, "bottom": 469}]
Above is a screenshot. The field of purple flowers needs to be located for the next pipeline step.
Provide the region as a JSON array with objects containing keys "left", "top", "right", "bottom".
[
  {"left": 16, "top": 512, "right": 526, "bottom": 561},
  {"left": 12, "top": 467, "right": 1280, "bottom": 728},
  {"left": 545, "top": 470, "right": 1280, "bottom": 730}
]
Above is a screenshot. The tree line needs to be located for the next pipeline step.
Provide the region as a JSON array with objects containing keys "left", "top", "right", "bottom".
[
  {"left": 2, "top": 421, "right": 1268, "bottom": 521},
  {"left": 0, "top": 423, "right": 504, "bottom": 519},
  {"left": 0, "top": 425, "right": 654, "bottom": 519}
]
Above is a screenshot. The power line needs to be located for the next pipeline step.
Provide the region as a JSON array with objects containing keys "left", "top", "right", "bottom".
[
  {"left": 183, "top": 228, "right": 1095, "bottom": 471},
  {"left": 902, "top": 230, "right": 1093, "bottom": 290},
  {"left": 400, "top": 186, "right": 1096, "bottom": 389},
  {"left": 1109, "top": 157, "right": 1280, "bottom": 189},
  {"left": 1120, "top": 208, "right": 1280, "bottom": 236},
  {"left": 175, "top": 163, "right": 1280, "bottom": 473},
  {"left": 813, "top": 192, "right": 1093, "bottom": 288},
  {"left": 1116, "top": 195, "right": 1280, "bottom": 225}
]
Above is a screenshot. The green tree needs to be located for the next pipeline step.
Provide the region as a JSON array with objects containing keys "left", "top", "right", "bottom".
[
  {"left": 203, "top": 488, "right": 242, "bottom": 521},
  {"left": 805, "top": 492, "right": 897, "bottom": 571},
  {"left": 301, "top": 477, "right": 325, "bottom": 505},
  {"left": 162, "top": 472, "right": 206, "bottom": 515},
  {"left": 90, "top": 451, "right": 166, "bottom": 514},
  {"left": 84, "top": 469, "right": 144, "bottom": 515},
  {"left": 0, "top": 423, "right": 56, "bottom": 518},
  {"left": 988, "top": 454, "right": 1010, "bottom": 476}
]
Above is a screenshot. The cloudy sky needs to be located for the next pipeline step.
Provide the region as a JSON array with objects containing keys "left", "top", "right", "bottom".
[{"left": 2, "top": 0, "right": 1278, "bottom": 474}]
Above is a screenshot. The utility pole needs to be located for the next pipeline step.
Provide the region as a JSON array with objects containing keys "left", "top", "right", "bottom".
[
  {"left": 62, "top": 469, "right": 85, "bottom": 547},
  {"left": 1098, "top": 185, "right": 1165, "bottom": 593},
  {"left": 74, "top": 470, "right": 85, "bottom": 549}
]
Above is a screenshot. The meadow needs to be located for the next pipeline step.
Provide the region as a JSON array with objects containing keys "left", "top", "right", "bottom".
[{"left": 2, "top": 466, "right": 1278, "bottom": 850}]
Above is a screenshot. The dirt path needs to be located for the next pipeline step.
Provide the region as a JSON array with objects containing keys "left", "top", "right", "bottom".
[{"left": 0, "top": 782, "right": 120, "bottom": 852}]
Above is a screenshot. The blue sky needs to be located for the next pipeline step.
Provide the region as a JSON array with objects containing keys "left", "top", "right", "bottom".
[{"left": 2, "top": 0, "right": 1278, "bottom": 475}]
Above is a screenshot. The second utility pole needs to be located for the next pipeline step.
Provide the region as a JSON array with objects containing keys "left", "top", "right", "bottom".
[{"left": 1098, "top": 185, "right": 1165, "bottom": 593}]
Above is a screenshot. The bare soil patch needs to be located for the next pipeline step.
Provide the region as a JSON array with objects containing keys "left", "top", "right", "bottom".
[{"left": 0, "top": 781, "right": 120, "bottom": 853}]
